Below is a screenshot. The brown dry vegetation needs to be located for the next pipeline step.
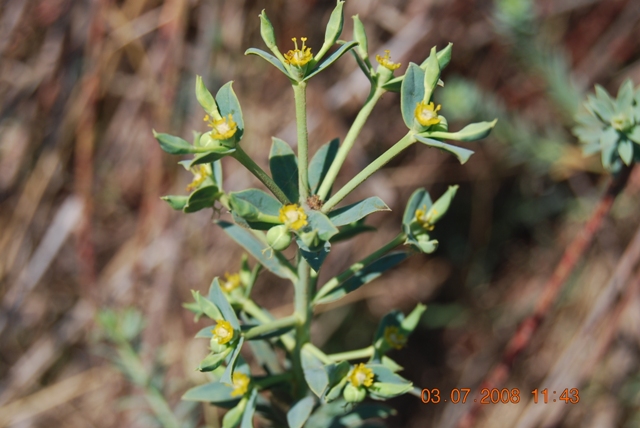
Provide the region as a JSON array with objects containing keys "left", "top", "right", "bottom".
[{"left": 1, "top": 0, "right": 640, "bottom": 427}]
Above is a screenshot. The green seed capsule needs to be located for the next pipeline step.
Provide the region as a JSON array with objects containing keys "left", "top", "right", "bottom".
[
  {"left": 343, "top": 383, "right": 367, "bottom": 403},
  {"left": 267, "top": 225, "right": 292, "bottom": 251}
]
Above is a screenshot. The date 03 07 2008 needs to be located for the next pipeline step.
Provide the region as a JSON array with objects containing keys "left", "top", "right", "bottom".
[{"left": 421, "top": 388, "right": 580, "bottom": 404}]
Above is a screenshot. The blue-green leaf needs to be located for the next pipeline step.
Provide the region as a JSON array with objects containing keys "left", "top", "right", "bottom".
[
  {"left": 337, "top": 403, "right": 396, "bottom": 426},
  {"left": 229, "top": 188, "right": 282, "bottom": 229},
  {"left": 328, "top": 197, "right": 390, "bottom": 227},
  {"left": 188, "top": 147, "right": 236, "bottom": 168},
  {"left": 210, "top": 278, "right": 240, "bottom": 329},
  {"left": 287, "top": 396, "right": 315, "bottom": 428},
  {"left": 415, "top": 135, "right": 474, "bottom": 164},
  {"left": 245, "top": 48, "right": 291, "bottom": 78},
  {"left": 221, "top": 337, "right": 245, "bottom": 385},
  {"left": 153, "top": 131, "right": 197, "bottom": 155},
  {"left": 299, "top": 241, "right": 331, "bottom": 273},
  {"left": 212, "top": 160, "right": 223, "bottom": 188},
  {"left": 400, "top": 303, "right": 426, "bottom": 333},
  {"left": 216, "top": 221, "right": 297, "bottom": 281},
  {"left": 309, "top": 138, "right": 339, "bottom": 194},
  {"left": 422, "top": 47, "right": 440, "bottom": 103},
  {"left": 383, "top": 43, "right": 453, "bottom": 93},
  {"left": 240, "top": 388, "right": 258, "bottom": 428},
  {"left": 424, "top": 119, "right": 497, "bottom": 142},
  {"left": 618, "top": 138, "right": 633, "bottom": 166},
  {"left": 301, "top": 345, "right": 329, "bottom": 397},
  {"left": 402, "top": 188, "right": 431, "bottom": 230},
  {"left": 314, "top": 252, "right": 408, "bottom": 305},
  {"left": 184, "top": 185, "right": 221, "bottom": 213},
  {"left": 192, "top": 290, "right": 222, "bottom": 320},
  {"left": 400, "top": 63, "right": 425, "bottom": 128},
  {"left": 195, "top": 326, "right": 213, "bottom": 338},
  {"left": 223, "top": 398, "right": 247, "bottom": 428},
  {"left": 216, "top": 82, "right": 244, "bottom": 133},
  {"left": 195, "top": 75, "right": 219, "bottom": 116},
  {"left": 330, "top": 221, "right": 376, "bottom": 243},
  {"left": 306, "top": 210, "right": 339, "bottom": 242},
  {"left": 161, "top": 195, "right": 188, "bottom": 211},
  {"left": 304, "top": 41, "right": 358, "bottom": 82},
  {"left": 269, "top": 138, "right": 299, "bottom": 202},
  {"left": 198, "top": 349, "right": 231, "bottom": 372},
  {"left": 182, "top": 381, "right": 238, "bottom": 404}
]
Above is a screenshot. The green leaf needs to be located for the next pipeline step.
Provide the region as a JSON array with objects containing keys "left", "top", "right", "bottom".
[
  {"left": 628, "top": 126, "right": 640, "bottom": 145},
  {"left": 352, "top": 15, "right": 369, "bottom": 62},
  {"left": 198, "top": 349, "right": 231, "bottom": 372},
  {"left": 369, "top": 382, "right": 413, "bottom": 399},
  {"left": 195, "top": 326, "right": 213, "bottom": 338},
  {"left": 229, "top": 188, "right": 282, "bottom": 229},
  {"left": 424, "top": 119, "right": 497, "bottom": 142},
  {"left": 369, "top": 364, "right": 411, "bottom": 385},
  {"left": 400, "top": 63, "right": 425, "bottom": 128},
  {"left": 161, "top": 195, "right": 188, "bottom": 211},
  {"left": 269, "top": 138, "right": 299, "bottom": 202},
  {"left": 306, "top": 210, "right": 339, "bottom": 242},
  {"left": 330, "top": 221, "right": 376, "bottom": 243},
  {"left": 210, "top": 278, "right": 240, "bottom": 329},
  {"left": 302, "top": 345, "right": 329, "bottom": 397},
  {"left": 182, "top": 381, "right": 238, "bottom": 404},
  {"left": 402, "top": 188, "right": 431, "bottom": 230},
  {"left": 422, "top": 47, "right": 440, "bottom": 103},
  {"left": 315, "top": 0, "right": 344, "bottom": 61},
  {"left": 259, "top": 10, "right": 278, "bottom": 51},
  {"left": 216, "top": 221, "right": 297, "bottom": 281},
  {"left": 405, "top": 235, "right": 439, "bottom": 254},
  {"left": 400, "top": 303, "right": 426, "bottom": 333},
  {"left": 188, "top": 147, "right": 236, "bottom": 168},
  {"left": 338, "top": 403, "right": 396, "bottom": 426},
  {"left": 328, "top": 197, "right": 390, "bottom": 227},
  {"left": 247, "top": 340, "right": 282, "bottom": 375},
  {"left": 185, "top": 185, "right": 221, "bottom": 213},
  {"left": 212, "top": 160, "right": 223, "bottom": 188},
  {"left": 326, "top": 360, "right": 350, "bottom": 389},
  {"left": 299, "top": 242, "right": 331, "bottom": 273},
  {"left": 192, "top": 290, "right": 222, "bottom": 320},
  {"left": 195, "top": 75, "right": 219, "bottom": 116},
  {"left": 221, "top": 337, "right": 245, "bottom": 385},
  {"left": 223, "top": 398, "right": 247, "bottom": 428},
  {"left": 240, "top": 388, "right": 258, "bottom": 428},
  {"left": 309, "top": 138, "right": 340, "bottom": 194},
  {"left": 245, "top": 48, "right": 292, "bottom": 79},
  {"left": 153, "top": 131, "right": 197, "bottom": 155},
  {"left": 428, "top": 185, "right": 458, "bottom": 225},
  {"left": 616, "top": 79, "right": 635, "bottom": 110},
  {"left": 304, "top": 41, "right": 358, "bottom": 82},
  {"left": 216, "top": 82, "right": 244, "bottom": 134},
  {"left": 381, "top": 356, "right": 403, "bottom": 372},
  {"left": 314, "top": 252, "right": 408, "bottom": 305},
  {"left": 287, "top": 396, "right": 315, "bottom": 428},
  {"left": 414, "top": 135, "right": 474, "bottom": 164},
  {"left": 618, "top": 138, "right": 634, "bottom": 166},
  {"left": 383, "top": 43, "right": 452, "bottom": 93}
]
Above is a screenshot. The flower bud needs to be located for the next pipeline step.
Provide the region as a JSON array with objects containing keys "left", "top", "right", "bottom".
[
  {"left": 267, "top": 225, "right": 292, "bottom": 251},
  {"left": 343, "top": 383, "right": 367, "bottom": 403}
]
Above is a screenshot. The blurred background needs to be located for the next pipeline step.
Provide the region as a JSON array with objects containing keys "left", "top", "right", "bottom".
[{"left": 1, "top": 0, "right": 640, "bottom": 426}]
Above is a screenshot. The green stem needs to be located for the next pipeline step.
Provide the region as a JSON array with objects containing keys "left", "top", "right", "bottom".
[
  {"left": 293, "top": 82, "right": 310, "bottom": 200},
  {"left": 254, "top": 372, "right": 293, "bottom": 390},
  {"left": 321, "top": 133, "right": 415, "bottom": 212},
  {"left": 316, "top": 87, "right": 385, "bottom": 200},
  {"left": 239, "top": 297, "right": 295, "bottom": 352},
  {"left": 303, "top": 343, "right": 332, "bottom": 365},
  {"left": 314, "top": 233, "right": 406, "bottom": 302},
  {"left": 292, "top": 256, "right": 311, "bottom": 397},
  {"left": 232, "top": 146, "right": 291, "bottom": 204},
  {"left": 243, "top": 315, "right": 298, "bottom": 340},
  {"left": 327, "top": 346, "right": 374, "bottom": 362}
]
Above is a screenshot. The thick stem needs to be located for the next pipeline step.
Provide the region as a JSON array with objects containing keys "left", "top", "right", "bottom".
[
  {"left": 321, "top": 133, "right": 414, "bottom": 212},
  {"left": 292, "top": 256, "right": 312, "bottom": 397},
  {"left": 317, "top": 87, "right": 385, "bottom": 200},
  {"left": 327, "top": 346, "right": 374, "bottom": 362},
  {"left": 232, "top": 146, "right": 291, "bottom": 204},
  {"left": 314, "top": 233, "right": 406, "bottom": 302},
  {"left": 243, "top": 315, "right": 298, "bottom": 340},
  {"left": 293, "top": 82, "right": 310, "bottom": 200}
]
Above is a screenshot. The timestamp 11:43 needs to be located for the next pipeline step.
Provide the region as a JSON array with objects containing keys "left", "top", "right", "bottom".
[{"left": 532, "top": 388, "right": 579, "bottom": 404}]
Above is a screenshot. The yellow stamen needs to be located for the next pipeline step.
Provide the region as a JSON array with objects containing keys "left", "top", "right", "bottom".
[
  {"left": 279, "top": 204, "right": 308, "bottom": 231},
  {"left": 187, "top": 164, "right": 212, "bottom": 192},
  {"left": 204, "top": 113, "right": 237, "bottom": 140},
  {"left": 231, "top": 372, "right": 250, "bottom": 397},
  {"left": 375, "top": 50, "right": 401, "bottom": 71},
  {"left": 414, "top": 101, "right": 442, "bottom": 127},
  {"left": 415, "top": 205, "right": 437, "bottom": 231},
  {"left": 348, "top": 363, "right": 374, "bottom": 388},
  {"left": 221, "top": 272, "right": 241, "bottom": 293},
  {"left": 383, "top": 326, "right": 407, "bottom": 350},
  {"left": 284, "top": 37, "right": 313, "bottom": 66},
  {"left": 212, "top": 320, "right": 234, "bottom": 345}
]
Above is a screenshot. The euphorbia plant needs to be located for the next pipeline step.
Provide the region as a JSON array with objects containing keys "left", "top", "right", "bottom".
[{"left": 154, "top": 2, "right": 495, "bottom": 426}]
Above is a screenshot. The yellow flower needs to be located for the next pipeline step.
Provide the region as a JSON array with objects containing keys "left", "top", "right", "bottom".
[
  {"left": 348, "top": 363, "right": 374, "bottom": 388},
  {"left": 415, "top": 205, "right": 437, "bottom": 231},
  {"left": 186, "top": 164, "right": 212, "bottom": 192},
  {"left": 279, "top": 204, "right": 308, "bottom": 231},
  {"left": 414, "top": 101, "right": 442, "bottom": 127},
  {"left": 284, "top": 37, "right": 313, "bottom": 67},
  {"left": 384, "top": 326, "right": 407, "bottom": 350},
  {"left": 205, "top": 113, "right": 237, "bottom": 140},
  {"left": 221, "top": 272, "right": 242, "bottom": 293},
  {"left": 375, "top": 50, "right": 401, "bottom": 71},
  {"left": 231, "top": 372, "right": 250, "bottom": 397},
  {"left": 212, "top": 320, "right": 234, "bottom": 345}
]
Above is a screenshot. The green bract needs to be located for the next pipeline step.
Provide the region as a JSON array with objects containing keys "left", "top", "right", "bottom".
[
  {"left": 573, "top": 80, "right": 640, "bottom": 172},
  {"left": 153, "top": 6, "right": 495, "bottom": 426}
]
